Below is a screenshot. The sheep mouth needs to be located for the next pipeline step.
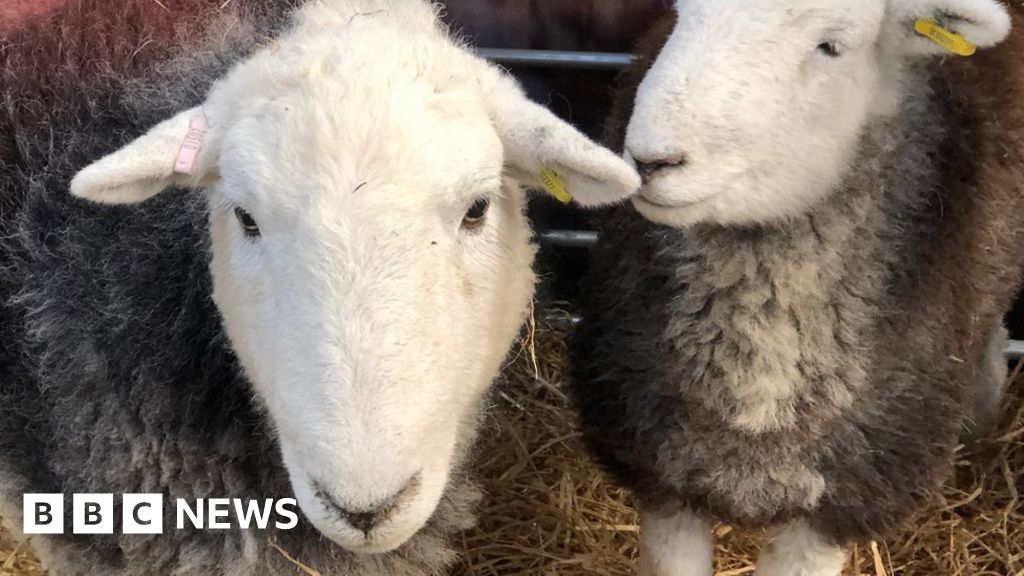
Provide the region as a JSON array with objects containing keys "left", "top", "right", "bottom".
[
  {"left": 634, "top": 178, "right": 722, "bottom": 211},
  {"left": 633, "top": 194, "right": 691, "bottom": 211}
]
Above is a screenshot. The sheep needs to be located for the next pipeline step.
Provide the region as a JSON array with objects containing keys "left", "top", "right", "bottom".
[
  {"left": 570, "top": 1, "right": 1024, "bottom": 575},
  {"left": 0, "top": 0, "right": 640, "bottom": 574}
]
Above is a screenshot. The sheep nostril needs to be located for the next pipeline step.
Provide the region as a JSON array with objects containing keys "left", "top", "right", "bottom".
[
  {"left": 339, "top": 509, "right": 385, "bottom": 535},
  {"left": 634, "top": 154, "right": 687, "bottom": 182},
  {"left": 314, "top": 475, "right": 418, "bottom": 536}
]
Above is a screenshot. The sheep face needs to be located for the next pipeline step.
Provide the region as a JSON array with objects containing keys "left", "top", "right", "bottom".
[
  {"left": 626, "top": 0, "right": 1011, "bottom": 227},
  {"left": 206, "top": 83, "right": 534, "bottom": 556},
  {"left": 69, "top": 0, "right": 639, "bottom": 556}
]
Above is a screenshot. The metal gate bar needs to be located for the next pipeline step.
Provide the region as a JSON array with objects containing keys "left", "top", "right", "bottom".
[
  {"left": 1009, "top": 340, "right": 1024, "bottom": 359},
  {"left": 477, "top": 48, "right": 634, "bottom": 71},
  {"left": 537, "top": 230, "right": 599, "bottom": 248}
]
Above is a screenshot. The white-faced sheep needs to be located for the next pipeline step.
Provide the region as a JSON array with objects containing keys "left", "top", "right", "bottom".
[
  {"left": 0, "top": 0, "right": 640, "bottom": 574},
  {"left": 571, "top": 1, "right": 1024, "bottom": 575}
]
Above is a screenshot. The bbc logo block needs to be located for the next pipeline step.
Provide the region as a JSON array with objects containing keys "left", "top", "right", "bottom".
[
  {"left": 72, "top": 493, "right": 114, "bottom": 534},
  {"left": 123, "top": 494, "right": 163, "bottom": 534},
  {"left": 25, "top": 493, "right": 157, "bottom": 535},
  {"left": 23, "top": 494, "right": 63, "bottom": 534}
]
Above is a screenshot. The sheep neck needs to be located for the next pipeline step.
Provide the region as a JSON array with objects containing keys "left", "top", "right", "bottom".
[{"left": 662, "top": 66, "right": 946, "bottom": 434}]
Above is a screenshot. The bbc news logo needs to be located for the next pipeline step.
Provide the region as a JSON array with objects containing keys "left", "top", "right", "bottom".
[{"left": 23, "top": 494, "right": 299, "bottom": 534}]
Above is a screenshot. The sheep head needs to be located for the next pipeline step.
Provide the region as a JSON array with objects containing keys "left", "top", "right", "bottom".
[{"left": 624, "top": 0, "right": 1011, "bottom": 227}]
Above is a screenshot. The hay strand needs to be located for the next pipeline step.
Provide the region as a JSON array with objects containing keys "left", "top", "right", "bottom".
[{"left": 268, "top": 542, "right": 322, "bottom": 576}]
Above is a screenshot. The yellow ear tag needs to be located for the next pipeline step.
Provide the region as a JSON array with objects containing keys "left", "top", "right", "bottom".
[
  {"left": 540, "top": 168, "right": 573, "bottom": 204},
  {"left": 914, "top": 20, "right": 977, "bottom": 56}
]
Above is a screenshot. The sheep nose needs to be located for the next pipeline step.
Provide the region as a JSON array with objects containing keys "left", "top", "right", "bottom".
[
  {"left": 315, "top": 477, "right": 417, "bottom": 535},
  {"left": 339, "top": 507, "right": 386, "bottom": 535},
  {"left": 633, "top": 153, "right": 686, "bottom": 183}
]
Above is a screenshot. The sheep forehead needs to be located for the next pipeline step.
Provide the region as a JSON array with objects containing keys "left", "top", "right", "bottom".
[
  {"left": 677, "top": 0, "right": 880, "bottom": 18},
  {"left": 676, "top": 0, "right": 884, "bottom": 39},
  {"left": 218, "top": 78, "right": 502, "bottom": 220},
  {"left": 212, "top": 22, "right": 501, "bottom": 217},
  {"left": 269, "top": 0, "right": 462, "bottom": 90},
  {"left": 657, "top": 0, "right": 889, "bottom": 113},
  {"left": 291, "top": 0, "right": 442, "bottom": 37}
]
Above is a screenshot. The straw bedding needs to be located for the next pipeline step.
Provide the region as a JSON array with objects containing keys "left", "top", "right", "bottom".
[{"left": 1, "top": 317, "right": 1022, "bottom": 575}]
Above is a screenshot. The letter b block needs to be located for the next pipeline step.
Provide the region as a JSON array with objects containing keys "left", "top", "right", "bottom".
[
  {"left": 23, "top": 494, "right": 64, "bottom": 534},
  {"left": 73, "top": 494, "right": 114, "bottom": 534}
]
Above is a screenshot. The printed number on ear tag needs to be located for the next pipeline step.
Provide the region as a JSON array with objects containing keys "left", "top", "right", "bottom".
[
  {"left": 914, "top": 20, "right": 977, "bottom": 57},
  {"left": 174, "top": 113, "right": 209, "bottom": 176},
  {"left": 540, "top": 169, "right": 573, "bottom": 204}
]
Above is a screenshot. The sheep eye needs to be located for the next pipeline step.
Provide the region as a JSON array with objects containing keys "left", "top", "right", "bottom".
[
  {"left": 234, "top": 207, "right": 261, "bottom": 238},
  {"left": 817, "top": 41, "right": 841, "bottom": 58},
  {"left": 461, "top": 197, "right": 491, "bottom": 229}
]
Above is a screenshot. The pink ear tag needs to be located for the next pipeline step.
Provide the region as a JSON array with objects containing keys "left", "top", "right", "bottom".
[{"left": 173, "top": 113, "right": 208, "bottom": 176}]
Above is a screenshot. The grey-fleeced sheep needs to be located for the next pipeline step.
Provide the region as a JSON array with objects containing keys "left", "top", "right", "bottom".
[
  {"left": 572, "top": 1, "right": 1024, "bottom": 575},
  {"left": 0, "top": 0, "right": 639, "bottom": 574}
]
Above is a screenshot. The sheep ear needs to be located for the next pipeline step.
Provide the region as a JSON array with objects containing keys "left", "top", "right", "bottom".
[
  {"left": 890, "top": 0, "right": 1011, "bottom": 56},
  {"left": 488, "top": 76, "right": 640, "bottom": 208},
  {"left": 71, "top": 106, "right": 218, "bottom": 204}
]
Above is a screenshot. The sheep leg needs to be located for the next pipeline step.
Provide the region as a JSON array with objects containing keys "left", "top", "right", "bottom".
[
  {"left": 638, "top": 508, "right": 714, "bottom": 576},
  {"left": 755, "top": 521, "right": 846, "bottom": 576}
]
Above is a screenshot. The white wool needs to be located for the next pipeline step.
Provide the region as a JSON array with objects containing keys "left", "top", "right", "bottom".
[
  {"left": 638, "top": 508, "right": 714, "bottom": 576},
  {"left": 757, "top": 522, "right": 848, "bottom": 576}
]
